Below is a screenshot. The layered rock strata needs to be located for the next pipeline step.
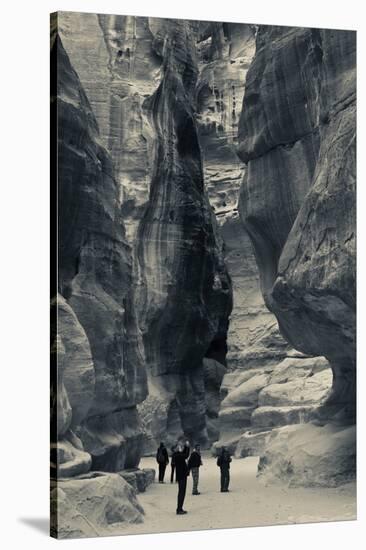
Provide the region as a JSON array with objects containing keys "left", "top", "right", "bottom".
[
  {"left": 237, "top": 26, "right": 356, "bottom": 483},
  {"left": 58, "top": 13, "right": 233, "bottom": 449},
  {"left": 51, "top": 472, "right": 144, "bottom": 539},
  {"left": 135, "top": 18, "right": 232, "bottom": 447},
  {"left": 52, "top": 30, "right": 148, "bottom": 474},
  {"left": 193, "top": 22, "right": 330, "bottom": 455}
]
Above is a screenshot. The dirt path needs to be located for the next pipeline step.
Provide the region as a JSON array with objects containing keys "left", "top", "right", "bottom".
[{"left": 122, "top": 454, "right": 356, "bottom": 536}]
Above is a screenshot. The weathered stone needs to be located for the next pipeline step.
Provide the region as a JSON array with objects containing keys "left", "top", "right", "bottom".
[
  {"left": 52, "top": 473, "right": 144, "bottom": 538},
  {"left": 58, "top": 13, "right": 233, "bottom": 448},
  {"left": 238, "top": 26, "right": 356, "bottom": 424},
  {"left": 251, "top": 405, "right": 315, "bottom": 429},
  {"left": 258, "top": 368, "right": 332, "bottom": 407},
  {"left": 51, "top": 334, "right": 72, "bottom": 437},
  {"left": 218, "top": 406, "right": 253, "bottom": 432},
  {"left": 119, "top": 468, "right": 156, "bottom": 493},
  {"left": 221, "top": 372, "right": 270, "bottom": 408},
  {"left": 56, "top": 296, "right": 94, "bottom": 426},
  {"left": 257, "top": 423, "right": 356, "bottom": 487},
  {"left": 235, "top": 429, "right": 274, "bottom": 458},
  {"left": 236, "top": 25, "right": 356, "bottom": 484},
  {"left": 211, "top": 435, "right": 241, "bottom": 457},
  {"left": 51, "top": 440, "right": 92, "bottom": 479},
  {"left": 51, "top": 27, "right": 147, "bottom": 472}
]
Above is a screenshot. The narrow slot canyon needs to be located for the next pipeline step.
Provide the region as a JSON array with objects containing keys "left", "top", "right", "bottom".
[{"left": 51, "top": 13, "right": 356, "bottom": 538}]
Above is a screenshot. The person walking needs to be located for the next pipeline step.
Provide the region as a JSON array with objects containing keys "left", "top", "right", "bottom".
[
  {"left": 172, "top": 441, "right": 190, "bottom": 514},
  {"left": 217, "top": 446, "right": 232, "bottom": 492},
  {"left": 156, "top": 442, "right": 169, "bottom": 483},
  {"left": 188, "top": 444, "right": 203, "bottom": 495},
  {"left": 170, "top": 445, "right": 177, "bottom": 483}
]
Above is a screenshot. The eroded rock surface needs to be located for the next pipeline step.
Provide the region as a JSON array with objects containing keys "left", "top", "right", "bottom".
[
  {"left": 53, "top": 13, "right": 355, "bottom": 497},
  {"left": 58, "top": 14, "right": 233, "bottom": 449},
  {"left": 213, "top": 355, "right": 332, "bottom": 454},
  {"left": 51, "top": 473, "right": 144, "bottom": 539},
  {"left": 135, "top": 18, "right": 232, "bottom": 446},
  {"left": 237, "top": 26, "right": 356, "bottom": 482},
  {"left": 257, "top": 423, "right": 356, "bottom": 487},
  {"left": 51, "top": 26, "right": 147, "bottom": 478}
]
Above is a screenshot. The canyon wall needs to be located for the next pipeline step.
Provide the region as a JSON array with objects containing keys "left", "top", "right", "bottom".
[
  {"left": 53, "top": 12, "right": 356, "bottom": 493},
  {"left": 51, "top": 25, "right": 148, "bottom": 536},
  {"left": 237, "top": 26, "right": 356, "bottom": 484},
  {"left": 193, "top": 22, "right": 333, "bottom": 456},
  {"left": 51, "top": 30, "right": 147, "bottom": 475},
  {"left": 58, "top": 13, "right": 233, "bottom": 451}
]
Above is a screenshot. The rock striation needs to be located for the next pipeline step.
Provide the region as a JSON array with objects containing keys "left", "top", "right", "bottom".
[
  {"left": 52, "top": 12, "right": 356, "bottom": 495},
  {"left": 58, "top": 13, "right": 233, "bottom": 450},
  {"left": 237, "top": 26, "right": 356, "bottom": 484},
  {"left": 51, "top": 472, "right": 144, "bottom": 539},
  {"left": 52, "top": 28, "right": 148, "bottom": 474},
  {"left": 192, "top": 22, "right": 330, "bottom": 457},
  {"left": 135, "top": 18, "right": 232, "bottom": 447}
]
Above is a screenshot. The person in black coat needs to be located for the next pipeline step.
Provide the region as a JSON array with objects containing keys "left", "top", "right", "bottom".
[
  {"left": 217, "top": 446, "right": 232, "bottom": 492},
  {"left": 170, "top": 445, "right": 177, "bottom": 483},
  {"left": 172, "top": 440, "right": 190, "bottom": 514},
  {"left": 188, "top": 444, "right": 203, "bottom": 495},
  {"left": 156, "top": 442, "right": 169, "bottom": 483}
]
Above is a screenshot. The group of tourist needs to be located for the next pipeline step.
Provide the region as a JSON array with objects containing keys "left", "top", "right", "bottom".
[{"left": 156, "top": 440, "right": 232, "bottom": 515}]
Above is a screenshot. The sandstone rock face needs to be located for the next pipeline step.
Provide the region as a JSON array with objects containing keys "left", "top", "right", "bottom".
[
  {"left": 194, "top": 21, "right": 314, "bottom": 456},
  {"left": 56, "top": 13, "right": 233, "bottom": 451},
  {"left": 53, "top": 13, "right": 355, "bottom": 497},
  {"left": 58, "top": 12, "right": 158, "bottom": 242},
  {"left": 51, "top": 29, "right": 147, "bottom": 474},
  {"left": 214, "top": 355, "right": 332, "bottom": 453},
  {"left": 257, "top": 423, "right": 356, "bottom": 487},
  {"left": 236, "top": 26, "right": 356, "bottom": 484},
  {"left": 134, "top": 18, "right": 232, "bottom": 446},
  {"left": 238, "top": 26, "right": 356, "bottom": 423},
  {"left": 120, "top": 468, "right": 156, "bottom": 493},
  {"left": 51, "top": 473, "right": 144, "bottom": 539}
]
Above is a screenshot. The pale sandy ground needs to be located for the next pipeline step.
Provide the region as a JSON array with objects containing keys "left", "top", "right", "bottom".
[{"left": 120, "top": 454, "right": 356, "bottom": 536}]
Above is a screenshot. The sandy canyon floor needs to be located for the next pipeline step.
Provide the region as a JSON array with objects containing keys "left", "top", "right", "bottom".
[{"left": 119, "top": 454, "right": 356, "bottom": 536}]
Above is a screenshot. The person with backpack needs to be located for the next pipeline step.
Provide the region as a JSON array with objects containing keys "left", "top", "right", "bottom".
[
  {"left": 188, "top": 444, "right": 203, "bottom": 495},
  {"left": 217, "top": 446, "right": 232, "bottom": 492},
  {"left": 172, "top": 440, "right": 190, "bottom": 514},
  {"left": 156, "top": 442, "right": 169, "bottom": 483}
]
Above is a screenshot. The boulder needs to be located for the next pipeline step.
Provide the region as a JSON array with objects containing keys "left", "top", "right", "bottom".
[
  {"left": 51, "top": 440, "right": 92, "bottom": 478},
  {"left": 257, "top": 423, "right": 356, "bottom": 487},
  {"left": 218, "top": 406, "right": 253, "bottom": 431},
  {"left": 51, "top": 472, "right": 144, "bottom": 539},
  {"left": 119, "top": 468, "right": 156, "bottom": 493},
  {"left": 251, "top": 405, "right": 315, "bottom": 429},
  {"left": 221, "top": 372, "right": 270, "bottom": 408},
  {"left": 235, "top": 429, "right": 274, "bottom": 458},
  {"left": 258, "top": 369, "right": 332, "bottom": 407}
]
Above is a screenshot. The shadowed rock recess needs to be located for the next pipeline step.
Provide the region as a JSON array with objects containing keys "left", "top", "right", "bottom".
[{"left": 52, "top": 12, "right": 356, "bottom": 537}]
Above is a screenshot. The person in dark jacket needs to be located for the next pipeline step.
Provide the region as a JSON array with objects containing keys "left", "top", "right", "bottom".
[
  {"left": 170, "top": 445, "right": 177, "bottom": 483},
  {"left": 188, "top": 444, "right": 203, "bottom": 495},
  {"left": 172, "top": 440, "right": 190, "bottom": 514},
  {"left": 217, "top": 446, "right": 232, "bottom": 492},
  {"left": 156, "top": 442, "right": 169, "bottom": 483}
]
